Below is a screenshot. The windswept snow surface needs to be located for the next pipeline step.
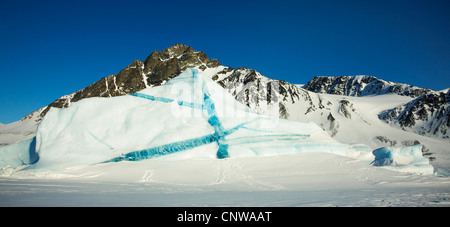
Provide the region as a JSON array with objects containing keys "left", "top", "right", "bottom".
[
  {"left": 0, "top": 69, "right": 448, "bottom": 207},
  {"left": 1, "top": 153, "right": 449, "bottom": 207}
]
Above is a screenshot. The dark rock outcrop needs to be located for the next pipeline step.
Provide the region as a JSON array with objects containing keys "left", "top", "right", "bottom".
[
  {"left": 38, "top": 44, "right": 221, "bottom": 118},
  {"left": 379, "top": 90, "right": 450, "bottom": 139},
  {"left": 303, "top": 75, "right": 432, "bottom": 98}
]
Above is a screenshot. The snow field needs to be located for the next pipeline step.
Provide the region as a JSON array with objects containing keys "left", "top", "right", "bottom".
[{"left": 1, "top": 152, "right": 449, "bottom": 206}]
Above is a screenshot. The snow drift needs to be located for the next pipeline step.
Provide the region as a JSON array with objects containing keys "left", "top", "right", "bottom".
[{"left": 0, "top": 69, "right": 434, "bottom": 174}]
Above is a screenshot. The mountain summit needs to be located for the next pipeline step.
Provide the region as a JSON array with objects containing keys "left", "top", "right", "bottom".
[{"left": 37, "top": 44, "right": 221, "bottom": 118}]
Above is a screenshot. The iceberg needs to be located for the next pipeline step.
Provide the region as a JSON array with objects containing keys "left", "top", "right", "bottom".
[
  {"left": 0, "top": 137, "right": 38, "bottom": 169},
  {"left": 372, "top": 145, "right": 434, "bottom": 174},
  {"left": 0, "top": 68, "right": 434, "bottom": 175}
]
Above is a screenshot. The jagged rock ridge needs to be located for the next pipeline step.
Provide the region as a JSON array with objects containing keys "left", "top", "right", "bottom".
[
  {"left": 303, "top": 75, "right": 449, "bottom": 140},
  {"left": 303, "top": 75, "right": 432, "bottom": 98},
  {"left": 380, "top": 90, "right": 450, "bottom": 139},
  {"left": 39, "top": 44, "right": 221, "bottom": 117},
  {"left": 213, "top": 67, "right": 313, "bottom": 119}
]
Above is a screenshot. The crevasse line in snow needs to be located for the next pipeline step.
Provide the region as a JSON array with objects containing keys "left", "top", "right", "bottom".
[
  {"left": 129, "top": 93, "right": 206, "bottom": 110},
  {"left": 86, "top": 130, "right": 114, "bottom": 151},
  {"left": 103, "top": 133, "right": 220, "bottom": 162},
  {"left": 101, "top": 118, "right": 267, "bottom": 163}
]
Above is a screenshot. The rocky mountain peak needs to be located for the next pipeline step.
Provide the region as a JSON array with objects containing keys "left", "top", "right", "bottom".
[
  {"left": 36, "top": 44, "right": 221, "bottom": 118},
  {"left": 159, "top": 43, "right": 195, "bottom": 60},
  {"left": 143, "top": 43, "right": 192, "bottom": 65},
  {"left": 142, "top": 43, "right": 220, "bottom": 81}
]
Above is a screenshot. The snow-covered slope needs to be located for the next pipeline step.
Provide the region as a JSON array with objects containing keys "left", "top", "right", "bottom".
[
  {"left": 0, "top": 107, "right": 44, "bottom": 146},
  {"left": 302, "top": 75, "right": 449, "bottom": 140},
  {"left": 200, "top": 67, "right": 449, "bottom": 173},
  {"left": 380, "top": 89, "right": 450, "bottom": 139}
]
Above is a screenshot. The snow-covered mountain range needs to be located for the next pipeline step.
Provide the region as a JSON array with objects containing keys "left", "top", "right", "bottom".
[
  {"left": 303, "top": 75, "right": 433, "bottom": 98},
  {"left": 303, "top": 75, "right": 449, "bottom": 140},
  {"left": 1, "top": 43, "right": 449, "bottom": 172}
]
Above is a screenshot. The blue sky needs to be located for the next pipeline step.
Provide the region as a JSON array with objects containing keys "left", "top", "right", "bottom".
[{"left": 0, "top": 0, "right": 449, "bottom": 123}]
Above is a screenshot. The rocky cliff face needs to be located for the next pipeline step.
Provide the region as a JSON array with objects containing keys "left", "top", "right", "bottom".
[
  {"left": 380, "top": 90, "right": 450, "bottom": 139},
  {"left": 212, "top": 67, "right": 314, "bottom": 119},
  {"left": 303, "top": 75, "right": 449, "bottom": 140},
  {"left": 303, "top": 75, "right": 432, "bottom": 98},
  {"left": 38, "top": 44, "right": 221, "bottom": 117}
]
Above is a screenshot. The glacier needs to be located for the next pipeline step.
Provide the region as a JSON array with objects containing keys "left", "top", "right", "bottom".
[{"left": 0, "top": 68, "right": 434, "bottom": 174}]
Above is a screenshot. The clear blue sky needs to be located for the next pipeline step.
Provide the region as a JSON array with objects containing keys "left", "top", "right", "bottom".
[{"left": 0, "top": 0, "right": 449, "bottom": 124}]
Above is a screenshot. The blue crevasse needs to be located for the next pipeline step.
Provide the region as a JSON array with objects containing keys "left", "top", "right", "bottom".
[
  {"left": 130, "top": 92, "right": 205, "bottom": 109},
  {"left": 371, "top": 144, "right": 432, "bottom": 174},
  {"left": 372, "top": 147, "right": 394, "bottom": 166},
  {"left": 216, "top": 143, "right": 229, "bottom": 159},
  {"left": 203, "top": 93, "right": 228, "bottom": 158},
  {"left": 103, "top": 133, "right": 220, "bottom": 163}
]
